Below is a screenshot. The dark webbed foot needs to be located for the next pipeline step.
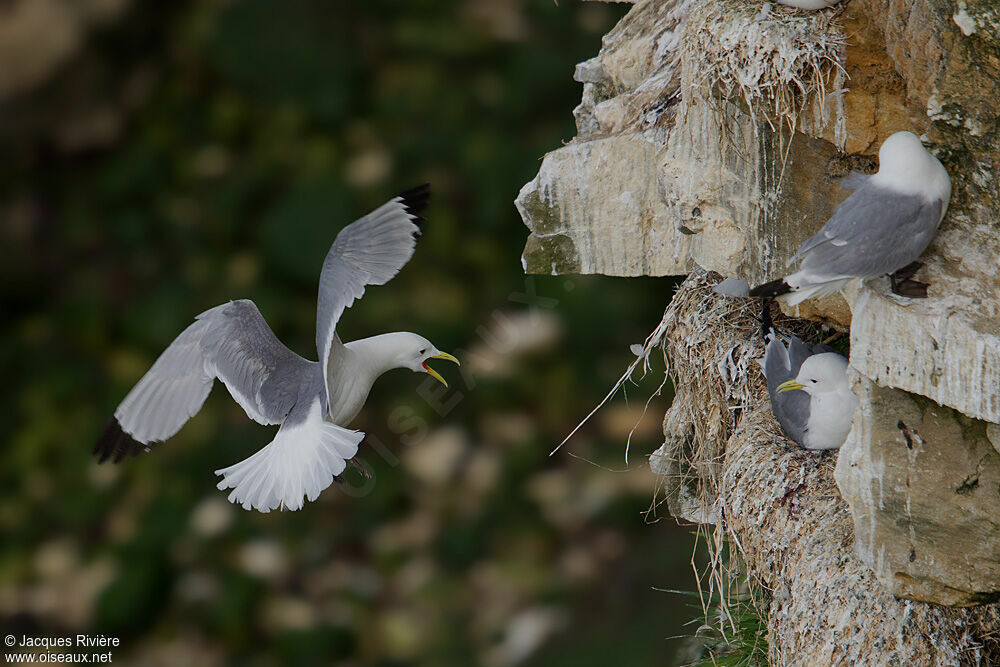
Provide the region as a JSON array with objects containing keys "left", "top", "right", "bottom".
[
  {"left": 892, "top": 279, "right": 929, "bottom": 298},
  {"left": 749, "top": 278, "right": 792, "bottom": 299},
  {"left": 759, "top": 297, "right": 775, "bottom": 339},
  {"left": 889, "top": 262, "right": 928, "bottom": 298},
  {"left": 891, "top": 261, "right": 923, "bottom": 282}
]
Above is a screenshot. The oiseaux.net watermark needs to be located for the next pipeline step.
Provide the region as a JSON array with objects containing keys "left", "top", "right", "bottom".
[{"left": 3, "top": 634, "right": 118, "bottom": 663}]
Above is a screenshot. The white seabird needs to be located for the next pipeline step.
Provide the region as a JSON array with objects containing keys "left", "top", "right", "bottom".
[
  {"left": 761, "top": 316, "right": 857, "bottom": 450},
  {"left": 750, "top": 131, "right": 951, "bottom": 305},
  {"left": 776, "top": 0, "right": 841, "bottom": 9},
  {"left": 93, "top": 184, "right": 459, "bottom": 512}
]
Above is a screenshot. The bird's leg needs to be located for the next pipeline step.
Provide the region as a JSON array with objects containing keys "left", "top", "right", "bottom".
[
  {"left": 759, "top": 297, "right": 775, "bottom": 340},
  {"left": 348, "top": 457, "right": 372, "bottom": 479},
  {"left": 332, "top": 457, "right": 372, "bottom": 486},
  {"left": 889, "top": 261, "right": 928, "bottom": 298}
]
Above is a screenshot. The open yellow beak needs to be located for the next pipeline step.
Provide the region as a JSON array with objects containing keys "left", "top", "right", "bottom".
[
  {"left": 422, "top": 352, "right": 460, "bottom": 387},
  {"left": 777, "top": 380, "right": 805, "bottom": 394}
]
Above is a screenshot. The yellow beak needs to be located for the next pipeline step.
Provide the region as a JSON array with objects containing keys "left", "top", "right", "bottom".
[
  {"left": 777, "top": 380, "right": 805, "bottom": 394},
  {"left": 423, "top": 352, "right": 460, "bottom": 387}
]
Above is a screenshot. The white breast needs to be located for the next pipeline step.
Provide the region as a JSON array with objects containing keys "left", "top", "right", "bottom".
[
  {"left": 326, "top": 371, "right": 375, "bottom": 426},
  {"left": 803, "top": 390, "right": 859, "bottom": 450}
]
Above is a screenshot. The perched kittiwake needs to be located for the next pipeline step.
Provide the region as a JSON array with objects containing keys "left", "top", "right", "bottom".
[
  {"left": 93, "top": 184, "right": 460, "bottom": 512},
  {"left": 750, "top": 131, "right": 951, "bottom": 305},
  {"left": 760, "top": 304, "right": 857, "bottom": 450}
]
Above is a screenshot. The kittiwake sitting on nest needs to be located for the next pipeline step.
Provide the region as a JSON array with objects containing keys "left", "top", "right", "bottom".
[
  {"left": 93, "top": 184, "right": 459, "bottom": 512},
  {"left": 760, "top": 303, "right": 857, "bottom": 450},
  {"left": 750, "top": 131, "right": 951, "bottom": 305}
]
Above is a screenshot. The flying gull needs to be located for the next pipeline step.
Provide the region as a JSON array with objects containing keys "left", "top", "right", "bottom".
[
  {"left": 760, "top": 303, "right": 857, "bottom": 450},
  {"left": 750, "top": 131, "right": 951, "bottom": 305},
  {"left": 93, "top": 184, "right": 459, "bottom": 512}
]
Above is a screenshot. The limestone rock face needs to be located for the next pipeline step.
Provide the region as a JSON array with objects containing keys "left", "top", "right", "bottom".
[
  {"left": 836, "top": 377, "right": 1000, "bottom": 606},
  {"left": 516, "top": 0, "right": 1000, "bottom": 649},
  {"left": 649, "top": 273, "right": 1000, "bottom": 662}
]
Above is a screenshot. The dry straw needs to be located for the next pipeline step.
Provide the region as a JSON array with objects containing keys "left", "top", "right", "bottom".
[
  {"left": 677, "top": 0, "right": 847, "bottom": 136},
  {"left": 651, "top": 270, "right": 831, "bottom": 645}
]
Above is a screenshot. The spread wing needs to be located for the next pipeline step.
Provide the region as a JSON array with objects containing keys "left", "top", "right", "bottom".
[
  {"left": 314, "top": 184, "right": 429, "bottom": 410},
  {"left": 789, "top": 179, "right": 944, "bottom": 280},
  {"left": 94, "top": 299, "right": 313, "bottom": 463}
]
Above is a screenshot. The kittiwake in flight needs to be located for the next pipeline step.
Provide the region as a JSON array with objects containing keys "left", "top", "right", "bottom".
[
  {"left": 93, "top": 184, "right": 459, "bottom": 512},
  {"left": 760, "top": 304, "right": 857, "bottom": 450},
  {"left": 750, "top": 131, "right": 951, "bottom": 305}
]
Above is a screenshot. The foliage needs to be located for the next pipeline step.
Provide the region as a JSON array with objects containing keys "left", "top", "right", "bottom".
[
  {"left": 664, "top": 561, "right": 769, "bottom": 667},
  {"left": 0, "top": 0, "right": 699, "bottom": 664}
]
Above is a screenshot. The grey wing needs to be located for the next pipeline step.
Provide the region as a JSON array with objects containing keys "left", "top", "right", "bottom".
[
  {"left": 763, "top": 332, "right": 792, "bottom": 386},
  {"left": 315, "top": 184, "right": 429, "bottom": 407},
  {"left": 839, "top": 172, "right": 871, "bottom": 192},
  {"left": 94, "top": 299, "right": 312, "bottom": 463},
  {"left": 790, "top": 183, "right": 942, "bottom": 280},
  {"left": 787, "top": 336, "right": 818, "bottom": 374},
  {"left": 763, "top": 334, "right": 811, "bottom": 447}
]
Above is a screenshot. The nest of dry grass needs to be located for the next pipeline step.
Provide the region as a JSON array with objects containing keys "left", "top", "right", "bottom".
[
  {"left": 644, "top": 269, "right": 838, "bottom": 642},
  {"left": 649, "top": 270, "right": 828, "bottom": 522},
  {"left": 643, "top": 272, "right": 1000, "bottom": 662}
]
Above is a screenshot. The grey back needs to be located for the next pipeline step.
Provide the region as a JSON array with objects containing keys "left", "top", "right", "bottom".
[
  {"left": 791, "top": 177, "right": 943, "bottom": 279},
  {"left": 763, "top": 333, "right": 838, "bottom": 447}
]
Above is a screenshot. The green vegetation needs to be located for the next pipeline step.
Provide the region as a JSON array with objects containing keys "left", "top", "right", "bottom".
[
  {"left": 686, "top": 592, "right": 769, "bottom": 667},
  {"left": 665, "top": 566, "right": 769, "bottom": 667}
]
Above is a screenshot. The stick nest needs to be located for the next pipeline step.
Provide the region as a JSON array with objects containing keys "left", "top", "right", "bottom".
[{"left": 651, "top": 269, "right": 826, "bottom": 524}]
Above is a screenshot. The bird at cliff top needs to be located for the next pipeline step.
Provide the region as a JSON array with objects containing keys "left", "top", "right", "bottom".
[
  {"left": 93, "top": 184, "right": 460, "bottom": 513},
  {"left": 759, "top": 302, "right": 858, "bottom": 450},
  {"left": 775, "top": 0, "right": 842, "bottom": 9},
  {"left": 749, "top": 131, "right": 951, "bottom": 305}
]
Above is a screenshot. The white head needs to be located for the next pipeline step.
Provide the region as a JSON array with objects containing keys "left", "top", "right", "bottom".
[
  {"left": 874, "top": 131, "right": 951, "bottom": 203},
  {"left": 777, "top": 352, "right": 849, "bottom": 396},
  {"left": 377, "top": 332, "right": 460, "bottom": 387}
]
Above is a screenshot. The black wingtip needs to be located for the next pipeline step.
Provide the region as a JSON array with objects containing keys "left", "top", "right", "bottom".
[
  {"left": 397, "top": 183, "right": 431, "bottom": 227},
  {"left": 749, "top": 278, "right": 792, "bottom": 299},
  {"left": 92, "top": 417, "right": 147, "bottom": 464}
]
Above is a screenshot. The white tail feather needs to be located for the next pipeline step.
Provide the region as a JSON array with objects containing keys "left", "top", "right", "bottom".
[
  {"left": 214, "top": 398, "right": 363, "bottom": 512},
  {"left": 779, "top": 274, "right": 852, "bottom": 306}
]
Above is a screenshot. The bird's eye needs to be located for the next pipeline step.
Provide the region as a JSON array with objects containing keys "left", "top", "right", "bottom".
[
  {"left": 419, "top": 348, "right": 427, "bottom": 355},
  {"left": 811, "top": 379, "right": 818, "bottom": 383}
]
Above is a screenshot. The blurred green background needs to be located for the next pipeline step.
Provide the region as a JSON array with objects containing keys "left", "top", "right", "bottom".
[{"left": 0, "top": 0, "right": 696, "bottom": 664}]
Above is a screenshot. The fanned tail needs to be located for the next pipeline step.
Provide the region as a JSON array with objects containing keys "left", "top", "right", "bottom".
[{"left": 214, "top": 398, "right": 364, "bottom": 512}]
